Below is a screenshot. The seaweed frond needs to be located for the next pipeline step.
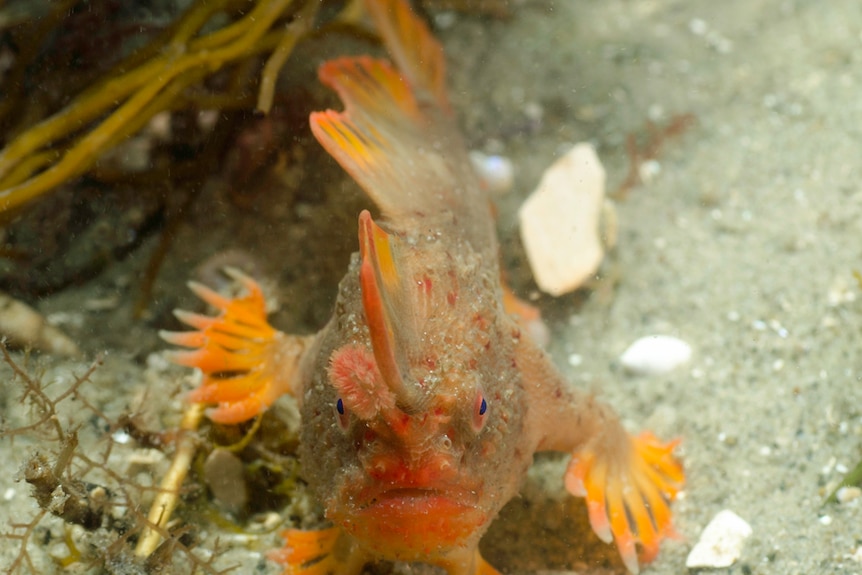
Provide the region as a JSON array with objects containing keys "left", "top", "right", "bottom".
[{"left": 0, "top": 0, "right": 322, "bottom": 216}]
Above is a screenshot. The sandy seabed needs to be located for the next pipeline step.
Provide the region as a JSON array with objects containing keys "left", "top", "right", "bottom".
[{"left": 2, "top": 1, "right": 862, "bottom": 574}]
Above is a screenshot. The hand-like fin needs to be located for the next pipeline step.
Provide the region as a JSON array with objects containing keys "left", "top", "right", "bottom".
[
  {"left": 269, "top": 527, "right": 367, "bottom": 575},
  {"left": 565, "top": 431, "right": 684, "bottom": 573},
  {"left": 161, "top": 269, "right": 312, "bottom": 424}
]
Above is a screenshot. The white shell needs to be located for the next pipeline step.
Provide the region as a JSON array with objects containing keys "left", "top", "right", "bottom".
[
  {"left": 686, "top": 509, "right": 753, "bottom": 569},
  {"left": 619, "top": 335, "right": 692, "bottom": 375},
  {"left": 518, "top": 143, "right": 606, "bottom": 296}
]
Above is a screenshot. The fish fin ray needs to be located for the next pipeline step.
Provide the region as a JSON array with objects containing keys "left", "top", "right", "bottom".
[
  {"left": 162, "top": 273, "right": 312, "bottom": 424},
  {"left": 357, "top": 210, "right": 424, "bottom": 410},
  {"left": 564, "top": 431, "right": 684, "bottom": 573},
  {"left": 363, "top": 0, "right": 449, "bottom": 111},
  {"left": 311, "top": 55, "right": 458, "bottom": 220}
]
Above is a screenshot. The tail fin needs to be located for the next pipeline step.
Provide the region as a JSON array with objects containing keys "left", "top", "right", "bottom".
[{"left": 310, "top": 0, "right": 476, "bottom": 223}]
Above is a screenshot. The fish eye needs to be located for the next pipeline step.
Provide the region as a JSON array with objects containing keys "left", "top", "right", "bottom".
[
  {"left": 335, "top": 397, "right": 350, "bottom": 430},
  {"left": 471, "top": 388, "right": 487, "bottom": 432}
]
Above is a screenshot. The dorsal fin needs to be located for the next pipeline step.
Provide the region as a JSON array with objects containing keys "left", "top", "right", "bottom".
[
  {"left": 310, "top": 60, "right": 459, "bottom": 221},
  {"left": 309, "top": 0, "right": 467, "bottom": 222},
  {"left": 363, "top": 0, "right": 449, "bottom": 112},
  {"left": 358, "top": 210, "right": 424, "bottom": 412}
]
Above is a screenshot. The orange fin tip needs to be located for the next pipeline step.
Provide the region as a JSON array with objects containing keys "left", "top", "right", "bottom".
[
  {"left": 269, "top": 527, "right": 341, "bottom": 575},
  {"left": 564, "top": 432, "right": 684, "bottom": 573},
  {"left": 161, "top": 274, "right": 286, "bottom": 423},
  {"left": 362, "top": 0, "right": 449, "bottom": 111}
]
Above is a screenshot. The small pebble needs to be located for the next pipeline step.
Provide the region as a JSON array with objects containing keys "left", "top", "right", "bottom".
[
  {"left": 111, "top": 430, "right": 132, "bottom": 445},
  {"left": 638, "top": 159, "right": 662, "bottom": 183},
  {"left": 689, "top": 18, "right": 708, "bottom": 36},
  {"left": 686, "top": 509, "right": 752, "bottom": 569},
  {"left": 469, "top": 151, "right": 514, "bottom": 195},
  {"left": 619, "top": 335, "right": 692, "bottom": 376},
  {"left": 204, "top": 449, "right": 248, "bottom": 516},
  {"left": 837, "top": 486, "right": 861, "bottom": 504}
]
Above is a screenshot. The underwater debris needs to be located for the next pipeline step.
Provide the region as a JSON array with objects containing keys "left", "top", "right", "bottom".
[
  {"left": 612, "top": 113, "right": 696, "bottom": 200},
  {"left": 0, "top": 291, "right": 79, "bottom": 356},
  {"left": 519, "top": 143, "right": 611, "bottom": 296},
  {"left": 0, "top": 343, "right": 240, "bottom": 574},
  {"left": 824, "top": 458, "right": 862, "bottom": 506},
  {"left": 686, "top": 509, "right": 752, "bottom": 569}
]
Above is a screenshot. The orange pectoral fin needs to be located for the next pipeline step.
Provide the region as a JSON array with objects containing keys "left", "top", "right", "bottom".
[
  {"left": 564, "top": 431, "right": 684, "bottom": 574},
  {"left": 269, "top": 527, "right": 367, "bottom": 575},
  {"left": 161, "top": 268, "right": 309, "bottom": 424}
]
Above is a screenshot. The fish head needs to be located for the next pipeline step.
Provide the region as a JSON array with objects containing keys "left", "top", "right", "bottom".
[{"left": 300, "top": 212, "right": 531, "bottom": 560}]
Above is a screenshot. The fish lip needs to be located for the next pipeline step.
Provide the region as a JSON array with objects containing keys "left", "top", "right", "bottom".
[
  {"left": 330, "top": 482, "right": 490, "bottom": 560},
  {"left": 354, "top": 484, "right": 478, "bottom": 511}
]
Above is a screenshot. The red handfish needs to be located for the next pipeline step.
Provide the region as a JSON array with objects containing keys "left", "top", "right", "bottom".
[{"left": 162, "top": 1, "right": 684, "bottom": 573}]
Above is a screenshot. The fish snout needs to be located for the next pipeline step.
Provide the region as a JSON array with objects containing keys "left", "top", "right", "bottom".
[{"left": 360, "top": 436, "right": 460, "bottom": 486}]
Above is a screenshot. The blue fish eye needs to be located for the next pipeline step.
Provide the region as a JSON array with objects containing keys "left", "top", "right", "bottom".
[
  {"left": 479, "top": 397, "right": 487, "bottom": 416},
  {"left": 336, "top": 398, "right": 345, "bottom": 415}
]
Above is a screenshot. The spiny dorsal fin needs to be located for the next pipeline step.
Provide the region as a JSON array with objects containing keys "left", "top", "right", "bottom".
[
  {"left": 309, "top": 0, "right": 466, "bottom": 221},
  {"left": 363, "top": 0, "right": 449, "bottom": 111},
  {"left": 310, "top": 57, "right": 458, "bottom": 221},
  {"left": 358, "top": 210, "right": 425, "bottom": 412}
]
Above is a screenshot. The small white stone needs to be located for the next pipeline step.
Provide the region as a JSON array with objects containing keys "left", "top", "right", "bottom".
[
  {"left": 686, "top": 510, "right": 752, "bottom": 569},
  {"left": 112, "top": 430, "right": 132, "bottom": 445},
  {"left": 470, "top": 151, "right": 515, "bottom": 195},
  {"left": 689, "top": 18, "right": 708, "bottom": 36},
  {"left": 3, "top": 488, "right": 15, "bottom": 501},
  {"left": 819, "top": 514, "right": 833, "bottom": 525},
  {"left": 619, "top": 335, "right": 692, "bottom": 376},
  {"left": 638, "top": 159, "right": 662, "bottom": 183},
  {"left": 519, "top": 143, "right": 607, "bottom": 296},
  {"left": 145, "top": 352, "right": 171, "bottom": 374}
]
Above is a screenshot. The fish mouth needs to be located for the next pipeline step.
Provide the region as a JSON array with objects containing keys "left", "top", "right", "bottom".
[
  {"left": 331, "top": 484, "right": 488, "bottom": 558},
  {"left": 358, "top": 486, "right": 476, "bottom": 510}
]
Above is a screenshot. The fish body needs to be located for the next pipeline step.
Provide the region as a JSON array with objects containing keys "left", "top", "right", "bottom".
[{"left": 163, "top": 1, "right": 684, "bottom": 573}]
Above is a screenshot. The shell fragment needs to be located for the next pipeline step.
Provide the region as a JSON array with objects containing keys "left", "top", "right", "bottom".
[{"left": 519, "top": 143, "right": 606, "bottom": 296}]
